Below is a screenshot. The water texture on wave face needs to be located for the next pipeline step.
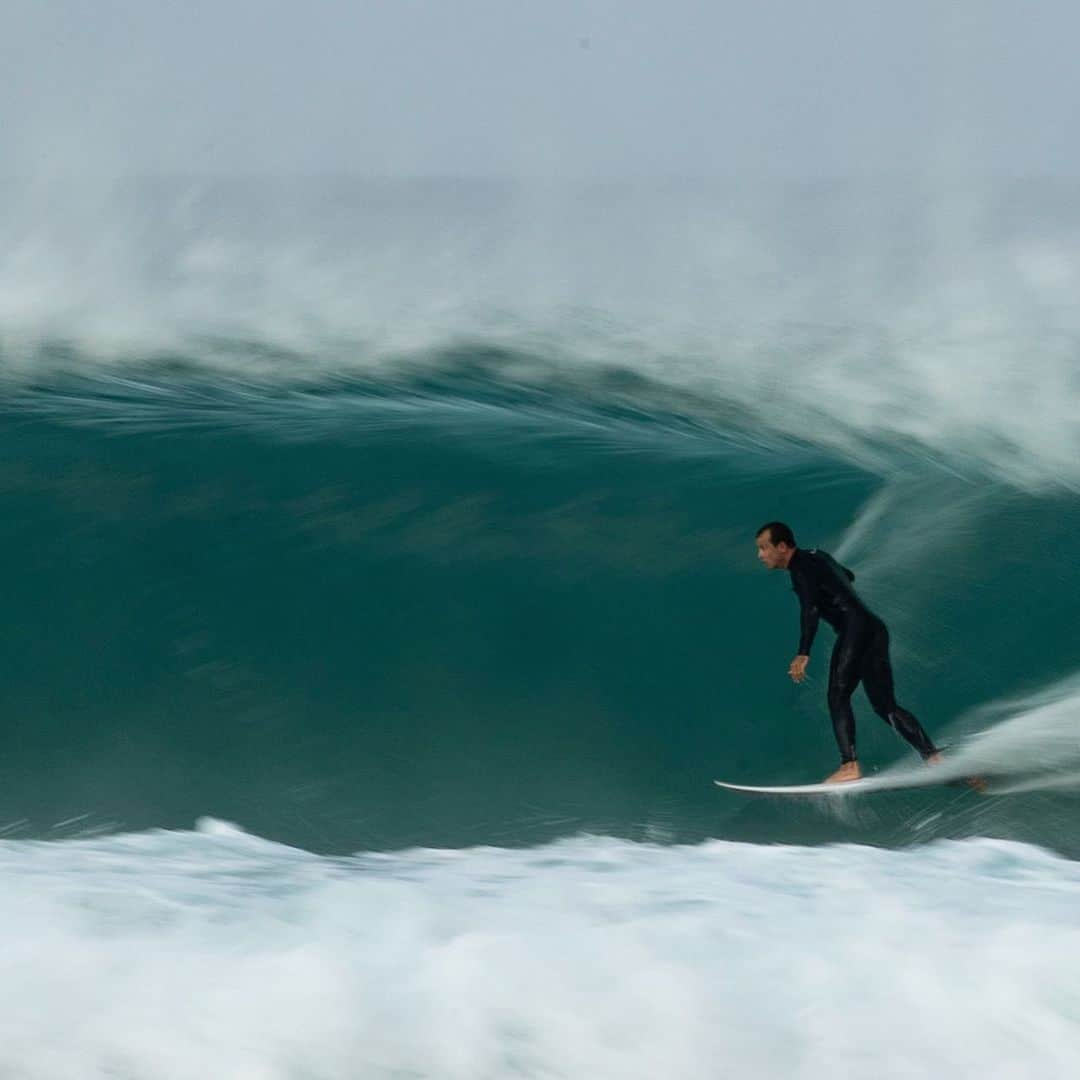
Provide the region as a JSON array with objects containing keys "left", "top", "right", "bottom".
[{"left": 4, "top": 179, "right": 1080, "bottom": 1077}]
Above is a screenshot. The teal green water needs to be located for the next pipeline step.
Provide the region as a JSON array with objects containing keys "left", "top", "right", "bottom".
[{"left": 3, "top": 357, "right": 1079, "bottom": 854}]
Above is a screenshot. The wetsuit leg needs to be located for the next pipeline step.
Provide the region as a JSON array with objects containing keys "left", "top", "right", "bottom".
[
  {"left": 860, "top": 620, "right": 938, "bottom": 759},
  {"left": 826, "top": 624, "right": 869, "bottom": 763}
]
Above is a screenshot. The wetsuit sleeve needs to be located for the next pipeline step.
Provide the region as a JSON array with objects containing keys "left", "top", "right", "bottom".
[{"left": 791, "top": 571, "right": 820, "bottom": 655}]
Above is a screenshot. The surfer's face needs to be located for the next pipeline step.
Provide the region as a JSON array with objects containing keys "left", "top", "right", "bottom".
[{"left": 756, "top": 534, "right": 790, "bottom": 570}]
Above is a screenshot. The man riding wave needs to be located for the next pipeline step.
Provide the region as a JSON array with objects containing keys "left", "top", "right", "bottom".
[{"left": 755, "top": 521, "right": 941, "bottom": 784}]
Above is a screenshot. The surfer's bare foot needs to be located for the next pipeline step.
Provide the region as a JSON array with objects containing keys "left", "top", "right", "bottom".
[
  {"left": 926, "top": 751, "right": 987, "bottom": 792},
  {"left": 824, "top": 761, "right": 862, "bottom": 784}
]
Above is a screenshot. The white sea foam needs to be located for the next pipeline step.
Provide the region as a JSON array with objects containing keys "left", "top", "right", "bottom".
[
  {"left": 934, "top": 672, "right": 1080, "bottom": 793},
  {"left": 0, "top": 824, "right": 1078, "bottom": 1079}
]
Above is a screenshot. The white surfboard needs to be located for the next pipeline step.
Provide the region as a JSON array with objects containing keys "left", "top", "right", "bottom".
[
  {"left": 714, "top": 778, "right": 887, "bottom": 796},
  {"left": 714, "top": 774, "right": 986, "bottom": 796}
]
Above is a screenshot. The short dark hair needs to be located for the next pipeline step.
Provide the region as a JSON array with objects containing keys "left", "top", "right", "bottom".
[{"left": 756, "top": 521, "right": 796, "bottom": 548}]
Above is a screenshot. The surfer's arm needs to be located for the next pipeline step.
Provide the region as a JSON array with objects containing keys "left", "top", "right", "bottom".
[
  {"left": 785, "top": 571, "right": 818, "bottom": 683},
  {"left": 792, "top": 576, "right": 820, "bottom": 656}
]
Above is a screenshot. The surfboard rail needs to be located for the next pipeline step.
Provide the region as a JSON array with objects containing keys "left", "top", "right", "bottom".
[
  {"left": 713, "top": 778, "right": 884, "bottom": 796},
  {"left": 714, "top": 774, "right": 988, "bottom": 796}
]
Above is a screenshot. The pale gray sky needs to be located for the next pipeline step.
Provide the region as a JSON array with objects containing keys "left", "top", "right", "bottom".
[{"left": 4, "top": 0, "right": 1079, "bottom": 178}]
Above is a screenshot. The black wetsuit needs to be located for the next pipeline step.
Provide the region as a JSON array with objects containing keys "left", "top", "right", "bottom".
[{"left": 788, "top": 547, "right": 937, "bottom": 763}]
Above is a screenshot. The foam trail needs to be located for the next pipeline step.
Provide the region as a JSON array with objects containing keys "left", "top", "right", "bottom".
[
  {"left": 873, "top": 671, "right": 1080, "bottom": 793},
  {"left": 954, "top": 673, "right": 1080, "bottom": 792},
  {"left": 833, "top": 485, "right": 896, "bottom": 564}
]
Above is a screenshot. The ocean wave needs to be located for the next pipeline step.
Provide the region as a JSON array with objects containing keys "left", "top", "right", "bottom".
[{"left": 3, "top": 178, "right": 1080, "bottom": 487}]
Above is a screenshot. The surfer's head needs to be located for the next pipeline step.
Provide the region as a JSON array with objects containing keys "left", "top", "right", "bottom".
[{"left": 755, "top": 521, "right": 796, "bottom": 570}]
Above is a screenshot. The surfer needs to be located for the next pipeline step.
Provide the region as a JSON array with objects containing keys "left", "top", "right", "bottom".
[{"left": 755, "top": 521, "right": 941, "bottom": 784}]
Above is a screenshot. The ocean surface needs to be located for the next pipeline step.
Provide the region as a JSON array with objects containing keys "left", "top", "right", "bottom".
[{"left": 3, "top": 177, "right": 1080, "bottom": 1076}]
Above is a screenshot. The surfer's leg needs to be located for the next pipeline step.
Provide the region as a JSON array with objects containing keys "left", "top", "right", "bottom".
[
  {"left": 827, "top": 630, "right": 864, "bottom": 763},
  {"left": 861, "top": 622, "right": 938, "bottom": 759}
]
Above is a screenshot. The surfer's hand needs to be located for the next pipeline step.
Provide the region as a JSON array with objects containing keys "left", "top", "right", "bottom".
[{"left": 789, "top": 655, "right": 809, "bottom": 683}]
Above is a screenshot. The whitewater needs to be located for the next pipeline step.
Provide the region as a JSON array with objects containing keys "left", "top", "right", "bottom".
[{"left": 3, "top": 822, "right": 1079, "bottom": 1080}]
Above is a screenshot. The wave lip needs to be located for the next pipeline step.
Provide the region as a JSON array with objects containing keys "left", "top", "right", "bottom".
[{"left": 5, "top": 177, "right": 1080, "bottom": 489}]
